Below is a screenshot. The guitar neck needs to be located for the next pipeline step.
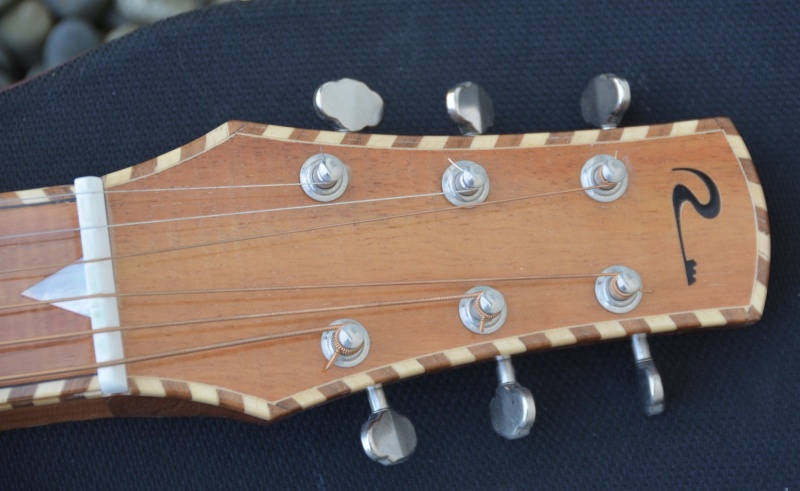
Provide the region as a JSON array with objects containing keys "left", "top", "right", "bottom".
[{"left": 0, "top": 117, "right": 769, "bottom": 430}]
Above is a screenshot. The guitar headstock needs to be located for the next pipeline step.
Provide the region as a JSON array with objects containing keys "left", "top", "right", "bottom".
[{"left": 0, "top": 78, "right": 769, "bottom": 465}]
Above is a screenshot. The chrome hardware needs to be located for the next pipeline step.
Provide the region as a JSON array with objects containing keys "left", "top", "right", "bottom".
[
  {"left": 314, "top": 78, "right": 384, "bottom": 132},
  {"left": 361, "top": 385, "right": 417, "bottom": 465},
  {"left": 459, "top": 286, "right": 507, "bottom": 334},
  {"left": 490, "top": 356, "right": 536, "bottom": 439},
  {"left": 595, "top": 266, "right": 643, "bottom": 314},
  {"left": 441, "top": 160, "right": 490, "bottom": 206},
  {"left": 580, "top": 73, "right": 631, "bottom": 129},
  {"left": 580, "top": 154, "right": 629, "bottom": 202},
  {"left": 299, "top": 152, "right": 349, "bottom": 202},
  {"left": 320, "top": 319, "right": 370, "bottom": 368},
  {"left": 631, "top": 334, "right": 665, "bottom": 416},
  {"left": 446, "top": 81, "right": 495, "bottom": 135}
]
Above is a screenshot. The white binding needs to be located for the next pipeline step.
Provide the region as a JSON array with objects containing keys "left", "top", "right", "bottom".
[{"left": 74, "top": 177, "right": 128, "bottom": 395}]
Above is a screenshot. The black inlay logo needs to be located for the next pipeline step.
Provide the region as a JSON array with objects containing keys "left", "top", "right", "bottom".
[{"left": 672, "top": 168, "right": 721, "bottom": 285}]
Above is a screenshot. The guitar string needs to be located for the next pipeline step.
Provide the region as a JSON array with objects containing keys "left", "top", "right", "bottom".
[
  {"left": 0, "top": 273, "right": 615, "bottom": 314},
  {"left": 0, "top": 189, "right": 458, "bottom": 241},
  {"left": 0, "top": 279, "right": 655, "bottom": 384},
  {"left": 0, "top": 292, "right": 482, "bottom": 383},
  {"left": 0, "top": 292, "right": 480, "bottom": 348},
  {"left": 0, "top": 324, "right": 341, "bottom": 383},
  {"left": 0, "top": 185, "right": 605, "bottom": 277},
  {"left": 0, "top": 181, "right": 326, "bottom": 206}
]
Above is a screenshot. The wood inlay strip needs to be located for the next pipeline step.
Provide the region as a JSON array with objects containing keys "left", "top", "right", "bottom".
[{"left": 569, "top": 325, "right": 602, "bottom": 343}]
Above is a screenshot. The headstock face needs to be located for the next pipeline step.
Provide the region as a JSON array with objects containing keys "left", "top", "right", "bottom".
[{"left": 0, "top": 117, "right": 768, "bottom": 424}]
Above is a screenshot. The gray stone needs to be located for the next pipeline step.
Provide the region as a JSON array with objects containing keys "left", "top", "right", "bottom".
[
  {"left": 0, "top": 44, "right": 15, "bottom": 74},
  {"left": 0, "top": 0, "right": 54, "bottom": 66},
  {"left": 45, "top": 0, "right": 110, "bottom": 20},
  {"left": 25, "top": 62, "right": 44, "bottom": 79},
  {"left": 42, "top": 18, "right": 101, "bottom": 70},
  {"left": 100, "top": 4, "right": 128, "bottom": 29},
  {"left": 115, "top": 0, "right": 199, "bottom": 24},
  {"left": 103, "top": 22, "right": 138, "bottom": 43},
  {"left": 0, "top": 69, "right": 14, "bottom": 87},
  {"left": 0, "top": 0, "right": 20, "bottom": 16}
]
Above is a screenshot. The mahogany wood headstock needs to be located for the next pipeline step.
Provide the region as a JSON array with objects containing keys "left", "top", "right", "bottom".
[{"left": 0, "top": 117, "right": 769, "bottom": 435}]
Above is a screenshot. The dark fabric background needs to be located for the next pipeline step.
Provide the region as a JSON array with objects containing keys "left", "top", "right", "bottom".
[{"left": 0, "top": 1, "right": 798, "bottom": 489}]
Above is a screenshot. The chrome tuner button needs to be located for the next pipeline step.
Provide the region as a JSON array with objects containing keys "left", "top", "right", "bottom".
[
  {"left": 314, "top": 78, "right": 384, "bottom": 132},
  {"left": 361, "top": 385, "right": 417, "bottom": 465},
  {"left": 595, "top": 266, "right": 643, "bottom": 314},
  {"left": 446, "top": 81, "right": 495, "bottom": 135},
  {"left": 490, "top": 356, "right": 536, "bottom": 440},
  {"left": 459, "top": 286, "right": 507, "bottom": 334},
  {"left": 580, "top": 73, "right": 631, "bottom": 130},
  {"left": 320, "top": 319, "right": 370, "bottom": 369},
  {"left": 631, "top": 334, "right": 665, "bottom": 416},
  {"left": 580, "top": 154, "right": 629, "bottom": 202},
  {"left": 442, "top": 160, "right": 490, "bottom": 206},
  {"left": 299, "top": 152, "right": 350, "bottom": 202}
]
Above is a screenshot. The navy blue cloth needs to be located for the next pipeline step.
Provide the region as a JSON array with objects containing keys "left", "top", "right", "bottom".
[{"left": 1, "top": 1, "right": 798, "bottom": 488}]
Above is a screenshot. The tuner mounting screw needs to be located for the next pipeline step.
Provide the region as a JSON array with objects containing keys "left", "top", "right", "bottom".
[
  {"left": 490, "top": 356, "right": 536, "bottom": 440},
  {"left": 595, "top": 266, "right": 643, "bottom": 314},
  {"left": 314, "top": 78, "right": 384, "bottom": 132},
  {"left": 361, "top": 385, "right": 417, "bottom": 465},
  {"left": 442, "top": 160, "right": 490, "bottom": 206},
  {"left": 446, "top": 81, "right": 495, "bottom": 136},
  {"left": 300, "top": 152, "right": 350, "bottom": 202},
  {"left": 321, "top": 319, "right": 370, "bottom": 369},
  {"left": 580, "top": 154, "right": 629, "bottom": 202},
  {"left": 459, "top": 286, "right": 507, "bottom": 334},
  {"left": 581, "top": 73, "right": 631, "bottom": 130}
]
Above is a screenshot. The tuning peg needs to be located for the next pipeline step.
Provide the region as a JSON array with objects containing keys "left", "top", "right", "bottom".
[
  {"left": 489, "top": 355, "right": 536, "bottom": 440},
  {"left": 313, "top": 78, "right": 384, "bottom": 132},
  {"left": 580, "top": 74, "right": 631, "bottom": 129},
  {"left": 360, "top": 385, "right": 417, "bottom": 465},
  {"left": 631, "top": 334, "right": 665, "bottom": 416},
  {"left": 446, "top": 81, "right": 495, "bottom": 135}
]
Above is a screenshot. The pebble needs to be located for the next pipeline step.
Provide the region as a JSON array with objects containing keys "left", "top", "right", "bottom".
[
  {"left": 0, "top": 69, "right": 13, "bottom": 88},
  {"left": 0, "top": 44, "right": 14, "bottom": 74},
  {"left": 0, "top": 0, "right": 216, "bottom": 84},
  {"left": 0, "top": 0, "right": 17, "bottom": 15},
  {"left": 45, "top": 0, "right": 110, "bottom": 20},
  {"left": 103, "top": 22, "right": 138, "bottom": 42},
  {"left": 42, "top": 18, "right": 101, "bottom": 70},
  {"left": 0, "top": 0, "right": 54, "bottom": 66},
  {"left": 115, "top": 0, "right": 198, "bottom": 24}
]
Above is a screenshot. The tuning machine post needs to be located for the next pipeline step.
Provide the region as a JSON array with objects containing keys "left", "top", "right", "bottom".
[
  {"left": 582, "top": 78, "right": 665, "bottom": 415},
  {"left": 312, "top": 83, "right": 419, "bottom": 462}
]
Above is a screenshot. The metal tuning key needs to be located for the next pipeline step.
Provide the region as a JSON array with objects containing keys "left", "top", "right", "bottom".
[
  {"left": 631, "top": 334, "right": 665, "bottom": 416},
  {"left": 311, "top": 91, "right": 416, "bottom": 461},
  {"left": 580, "top": 73, "right": 631, "bottom": 129},
  {"left": 441, "top": 159, "right": 490, "bottom": 207},
  {"left": 320, "top": 319, "right": 370, "bottom": 370},
  {"left": 314, "top": 78, "right": 384, "bottom": 132},
  {"left": 459, "top": 286, "right": 507, "bottom": 334},
  {"left": 580, "top": 154, "right": 629, "bottom": 202},
  {"left": 361, "top": 385, "right": 417, "bottom": 465},
  {"left": 299, "top": 152, "right": 349, "bottom": 202},
  {"left": 581, "top": 76, "right": 664, "bottom": 414},
  {"left": 490, "top": 356, "right": 536, "bottom": 440},
  {"left": 446, "top": 81, "right": 494, "bottom": 136}
]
